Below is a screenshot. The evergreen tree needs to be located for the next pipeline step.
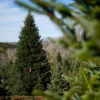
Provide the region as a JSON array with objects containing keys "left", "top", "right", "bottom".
[
  {"left": 63, "top": 59, "right": 70, "bottom": 75},
  {"left": 0, "top": 61, "right": 13, "bottom": 96},
  {"left": 56, "top": 52, "right": 62, "bottom": 63},
  {"left": 62, "top": 58, "right": 80, "bottom": 76},
  {"left": 11, "top": 12, "right": 50, "bottom": 95},
  {"left": 48, "top": 64, "right": 69, "bottom": 95}
]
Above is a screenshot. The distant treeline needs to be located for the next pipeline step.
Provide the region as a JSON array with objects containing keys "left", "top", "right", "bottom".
[{"left": 0, "top": 42, "right": 16, "bottom": 54}]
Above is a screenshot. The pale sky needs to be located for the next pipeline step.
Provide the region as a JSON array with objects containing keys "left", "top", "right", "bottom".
[{"left": 0, "top": 0, "right": 74, "bottom": 42}]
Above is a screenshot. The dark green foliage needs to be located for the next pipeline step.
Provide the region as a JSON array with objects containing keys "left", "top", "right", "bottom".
[
  {"left": 74, "top": 0, "right": 100, "bottom": 7},
  {"left": 0, "top": 61, "right": 13, "bottom": 96},
  {"left": 6, "top": 64, "right": 25, "bottom": 95},
  {"left": 9, "top": 12, "right": 50, "bottom": 95},
  {"left": 62, "top": 57, "right": 80, "bottom": 76},
  {"left": 56, "top": 52, "right": 62, "bottom": 63},
  {"left": 47, "top": 57, "right": 80, "bottom": 95},
  {"left": 68, "top": 58, "right": 80, "bottom": 74},
  {"left": 63, "top": 59, "right": 70, "bottom": 75},
  {"left": 48, "top": 64, "right": 70, "bottom": 95}
]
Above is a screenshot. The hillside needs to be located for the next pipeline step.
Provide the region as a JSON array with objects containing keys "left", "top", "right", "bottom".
[
  {"left": 42, "top": 41, "right": 70, "bottom": 59},
  {"left": 0, "top": 41, "right": 70, "bottom": 67},
  {"left": 0, "top": 42, "right": 16, "bottom": 54},
  {"left": 0, "top": 41, "right": 70, "bottom": 58}
]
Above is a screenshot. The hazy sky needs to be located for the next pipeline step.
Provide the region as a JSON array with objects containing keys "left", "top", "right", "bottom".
[{"left": 0, "top": 0, "right": 74, "bottom": 42}]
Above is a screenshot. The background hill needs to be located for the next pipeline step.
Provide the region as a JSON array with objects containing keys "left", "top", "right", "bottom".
[
  {"left": 0, "top": 41, "right": 70, "bottom": 67},
  {"left": 0, "top": 42, "right": 16, "bottom": 54}
]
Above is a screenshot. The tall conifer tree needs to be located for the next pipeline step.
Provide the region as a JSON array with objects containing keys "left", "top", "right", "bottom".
[
  {"left": 12, "top": 12, "right": 50, "bottom": 95},
  {"left": 56, "top": 52, "right": 62, "bottom": 63}
]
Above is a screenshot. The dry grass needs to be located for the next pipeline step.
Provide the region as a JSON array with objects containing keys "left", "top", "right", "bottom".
[
  {"left": 0, "top": 48, "right": 4, "bottom": 51},
  {"left": 0, "top": 96, "right": 44, "bottom": 100}
]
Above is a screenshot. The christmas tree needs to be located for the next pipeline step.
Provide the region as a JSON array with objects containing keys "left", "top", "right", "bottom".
[
  {"left": 63, "top": 59, "right": 70, "bottom": 75},
  {"left": 56, "top": 52, "right": 62, "bottom": 63},
  {"left": 48, "top": 64, "right": 69, "bottom": 95},
  {"left": 11, "top": 12, "right": 50, "bottom": 95}
]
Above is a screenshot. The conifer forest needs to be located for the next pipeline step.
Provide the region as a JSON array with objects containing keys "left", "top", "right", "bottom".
[{"left": 0, "top": 0, "right": 100, "bottom": 100}]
